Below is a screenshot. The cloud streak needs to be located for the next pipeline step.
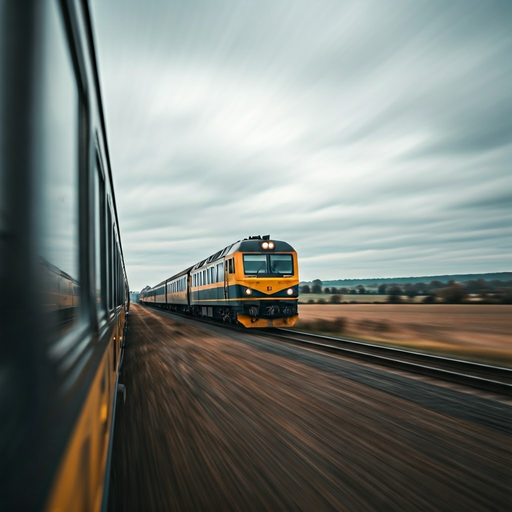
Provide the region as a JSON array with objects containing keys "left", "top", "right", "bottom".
[{"left": 92, "top": 0, "right": 512, "bottom": 290}]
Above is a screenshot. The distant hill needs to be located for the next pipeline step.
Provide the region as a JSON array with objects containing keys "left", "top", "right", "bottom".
[{"left": 301, "top": 272, "right": 512, "bottom": 289}]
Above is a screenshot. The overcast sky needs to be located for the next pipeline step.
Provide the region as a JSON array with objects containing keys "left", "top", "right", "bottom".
[{"left": 91, "top": 0, "right": 511, "bottom": 291}]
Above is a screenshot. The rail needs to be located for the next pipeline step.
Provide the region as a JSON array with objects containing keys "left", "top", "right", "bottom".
[{"left": 270, "top": 328, "right": 512, "bottom": 396}]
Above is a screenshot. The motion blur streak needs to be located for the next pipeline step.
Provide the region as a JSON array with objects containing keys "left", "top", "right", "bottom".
[{"left": 108, "top": 304, "right": 511, "bottom": 511}]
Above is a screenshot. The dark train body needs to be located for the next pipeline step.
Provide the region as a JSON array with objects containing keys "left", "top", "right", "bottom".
[
  {"left": 1, "top": 1, "right": 128, "bottom": 511},
  {"left": 141, "top": 236, "right": 299, "bottom": 328}
]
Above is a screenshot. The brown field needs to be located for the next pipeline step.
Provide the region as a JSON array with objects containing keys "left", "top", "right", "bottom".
[
  {"left": 295, "top": 304, "right": 512, "bottom": 366},
  {"left": 299, "top": 293, "right": 422, "bottom": 303}
]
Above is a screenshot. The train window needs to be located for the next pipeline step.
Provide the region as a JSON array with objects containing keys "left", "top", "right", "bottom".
[
  {"left": 107, "top": 207, "right": 113, "bottom": 310},
  {"left": 115, "top": 247, "right": 118, "bottom": 305},
  {"left": 228, "top": 258, "right": 235, "bottom": 274},
  {"left": 115, "top": 248, "right": 119, "bottom": 305},
  {"left": 217, "top": 262, "right": 224, "bottom": 282},
  {"left": 37, "top": 0, "right": 81, "bottom": 338},
  {"left": 94, "top": 161, "right": 106, "bottom": 320},
  {"left": 117, "top": 251, "right": 122, "bottom": 305},
  {"left": 113, "top": 244, "right": 118, "bottom": 306},
  {"left": 243, "top": 255, "right": 267, "bottom": 274},
  {"left": 269, "top": 254, "right": 294, "bottom": 275}
]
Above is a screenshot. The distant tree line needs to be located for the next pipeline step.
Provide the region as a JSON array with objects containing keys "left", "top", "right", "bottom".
[{"left": 299, "top": 278, "right": 512, "bottom": 304}]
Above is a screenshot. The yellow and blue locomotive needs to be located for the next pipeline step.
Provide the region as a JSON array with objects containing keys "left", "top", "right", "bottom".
[{"left": 141, "top": 236, "right": 299, "bottom": 328}]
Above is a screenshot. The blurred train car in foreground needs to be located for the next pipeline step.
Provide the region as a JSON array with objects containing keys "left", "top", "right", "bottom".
[{"left": 1, "top": 1, "right": 129, "bottom": 510}]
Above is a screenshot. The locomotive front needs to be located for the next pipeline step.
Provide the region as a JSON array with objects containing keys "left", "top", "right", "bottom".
[{"left": 232, "top": 237, "right": 299, "bottom": 327}]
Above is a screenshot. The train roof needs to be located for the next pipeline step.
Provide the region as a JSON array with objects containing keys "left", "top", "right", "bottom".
[
  {"left": 149, "top": 265, "right": 194, "bottom": 291},
  {"left": 192, "top": 236, "right": 295, "bottom": 271}
]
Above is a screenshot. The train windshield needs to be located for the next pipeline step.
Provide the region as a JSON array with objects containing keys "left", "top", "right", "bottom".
[
  {"left": 269, "top": 254, "right": 293, "bottom": 274},
  {"left": 243, "top": 254, "right": 294, "bottom": 276},
  {"left": 243, "top": 255, "right": 267, "bottom": 274}
]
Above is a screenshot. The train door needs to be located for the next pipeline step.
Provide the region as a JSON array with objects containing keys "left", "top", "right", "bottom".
[{"left": 223, "top": 260, "right": 229, "bottom": 299}]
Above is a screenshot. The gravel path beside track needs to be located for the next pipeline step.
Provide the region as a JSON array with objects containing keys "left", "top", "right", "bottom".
[{"left": 109, "top": 304, "right": 511, "bottom": 511}]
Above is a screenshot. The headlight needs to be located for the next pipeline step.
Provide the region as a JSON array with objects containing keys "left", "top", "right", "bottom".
[
  {"left": 268, "top": 242, "right": 275, "bottom": 249},
  {"left": 286, "top": 288, "right": 294, "bottom": 296},
  {"left": 245, "top": 288, "right": 253, "bottom": 295},
  {"left": 261, "top": 242, "right": 269, "bottom": 249}
]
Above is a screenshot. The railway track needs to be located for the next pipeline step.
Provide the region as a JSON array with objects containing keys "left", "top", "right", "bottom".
[{"left": 267, "top": 328, "right": 512, "bottom": 396}]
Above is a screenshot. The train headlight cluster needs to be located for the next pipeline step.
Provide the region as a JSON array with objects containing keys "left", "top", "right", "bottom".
[
  {"left": 261, "top": 241, "right": 275, "bottom": 250},
  {"left": 245, "top": 288, "right": 253, "bottom": 295},
  {"left": 286, "top": 288, "right": 294, "bottom": 296}
]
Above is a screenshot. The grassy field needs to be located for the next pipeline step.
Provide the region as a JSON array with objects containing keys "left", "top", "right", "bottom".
[{"left": 293, "top": 303, "right": 512, "bottom": 367}]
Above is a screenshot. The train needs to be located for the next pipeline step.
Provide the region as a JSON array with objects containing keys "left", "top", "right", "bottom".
[
  {"left": 1, "top": 1, "right": 129, "bottom": 511},
  {"left": 140, "top": 236, "right": 299, "bottom": 328}
]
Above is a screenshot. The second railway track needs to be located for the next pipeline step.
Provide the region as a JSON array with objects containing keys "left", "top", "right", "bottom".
[{"left": 265, "top": 328, "right": 512, "bottom": 397}]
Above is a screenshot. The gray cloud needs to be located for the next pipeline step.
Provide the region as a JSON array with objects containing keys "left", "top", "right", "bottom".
[{"left": 92, "top": 0, "right": 512, "bottom": 290}]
